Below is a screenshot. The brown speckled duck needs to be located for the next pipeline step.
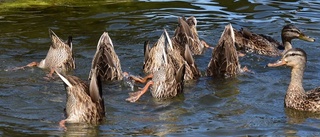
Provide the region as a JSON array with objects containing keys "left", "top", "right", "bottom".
[
  {"left": 126, "top": 43, "right": 185, "bottom": 102},
  {"left": 172, "top": 16, "right": 210, "bottom": 55},
  {"left": 144, "top": 29, "right": 200, "bottom": 80},
  {"left": 56, "top": 67, "right": 105, "bottom": 128},
  {"left": 207, "top": 23, "right": 244, "bottom": 77},
  {"left": 234, "top": 24, "right": 315, "bottom": 56},
  {"left": 268, "top": 48, "right": 320, "bottom": 112},
  {"left": 88, "top": 32, "right": 124, "bottom": 81},
  {"left": 15, "top": 29, "right": 75, "bottom": 77}
]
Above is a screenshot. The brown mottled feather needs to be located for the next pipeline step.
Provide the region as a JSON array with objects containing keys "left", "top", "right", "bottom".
[
  {"left": 234, "top": 24, "right": 315, "bottom": 56},
  {"left": 172, "top": 16, "right": 204, "bottom": 55},
  {"left": 56, "top": 68, "right": 105, "bottom": 124},
  {"left": 268, "top": 48, "right": 320, "bottom": 112},
  {"left": 207, "top": 24, "right": 240, "bottom": 77},
  {"left": 39, "top": 29, "right": 75, "bottom": 74},
  {"left": 89, "top": 32, "right": 123, "bottom": 81}
]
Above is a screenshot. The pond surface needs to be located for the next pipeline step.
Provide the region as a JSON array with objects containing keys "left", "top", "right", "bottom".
[{"left": 1, "top": 0, "right": 320, "bottom": 136}]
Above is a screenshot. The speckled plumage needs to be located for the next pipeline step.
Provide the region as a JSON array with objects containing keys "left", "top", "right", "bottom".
[
  {"left": 89, "top": 32, "right": 123, "bottom": 81},
  {"left": 268, "top": 48, "right": 320, "bottom": 112},
  {"left": 207, "top": 24, "right": 241, "bottom": 77},
  {"left": 144, "top": 29, "right": 200, "bottom": 80},
  {"left": 234, "top": 24, "right": 315, "bottom": 56},
  {"left": 126, "top": 29, "right": 186, "bottom": 102},
  {"left": 38, "top": 29, "right": 75, "bottom": 74},
  {"left": 172, "top": 16, "right": 205, "bottom": 55},
  {"left": 56, "top": 68, "right": 105, "bottom": 125}
]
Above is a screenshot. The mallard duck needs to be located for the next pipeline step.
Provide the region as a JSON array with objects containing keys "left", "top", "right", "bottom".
[
  {"left": 268, "top": 48, "right": 320, "bottom": 112},
  {"left": 88, "top": 32, "right": 124, "bottom": 81},
  {"left": 172, "top": 16, "right": 210, "bottom": 55},
  {"left": 207, "top": 23, "right": 243, "bottom": 77},
  {"left": 126, "top": 46, "right": 185, "bottom": 102},
  {"left": 56, "top": 67, "right": 105, "bottom": 128},
  {"left": 144, "top": 29, "right": 200, "bottom": 80},
  {"left": 234, "top": 24, "right": 315, "bottom": 56},
  {"left": 14, "top": 29, "right": 75, "bottom": 77}
]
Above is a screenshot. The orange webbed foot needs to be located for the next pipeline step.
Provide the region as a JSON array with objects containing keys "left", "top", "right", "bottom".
[
  {"left": 241, "top": 66, "right": 253, "bottom": 74},
  {"left": 126, "top": 90, "right": 143, "bottom": 103},
  {"left": 237, "top": 51, "right": 246, "bottom": 57},
  {"left": 59, "top": 119, "right": 67, "bottom": 131},
  {"left": 8, "top": 61, "right": 39, "bottom": 71},
  {"left": 126, "top": 81, "right": 153, "bottom": 103}
]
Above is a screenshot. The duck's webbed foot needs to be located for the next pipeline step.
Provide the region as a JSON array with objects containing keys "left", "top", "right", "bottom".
[
  {"left": 126, "top": 90, "right": 144, "bottom": 103},
  {"left": 126, "top": 81, "right": 153, "bottom": 103},
  {"left": 44, "top": 68, "right": 56, "bottom": 80},
  {"left": 237, "top": 51, "right": 246, "bottom": 57},
  {"left": 9, "top": 61, "right": 38, "bottom": 71},
  {"left": 59, "top": 119, "right": 67, "bottom": 131},
  {"left": 240, "top": 66, "right": 253, "bottom": 73},
  {"left": 201, "top": 40, "right": 214, "bottom": 49},
  {"left": 129, "top": 73, "right": 153, "bottom": 84}
]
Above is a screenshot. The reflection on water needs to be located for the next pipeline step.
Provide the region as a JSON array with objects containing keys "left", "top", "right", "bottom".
[{"left": 1, "top": 0, "right": 320, "bottom": 136}]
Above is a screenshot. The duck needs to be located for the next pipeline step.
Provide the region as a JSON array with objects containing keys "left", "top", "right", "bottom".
[
  {"left": 267, "top": 48, "right": 320, "bottom": 112},
  {"left": 234, "top": 24, "right": 315, "bottom": 56},
  {"left": 55, "top": 67, "right": 105, "bottom": 129},
  {"left": 171, "top": 16, "right": 210, "bottom": 55},
  {"left": 14, "top": 29, "right": 75, "bottom": 77},
  {"left": 88, "top": 32, "right": 124, "bottom": 81},
  {"left": 126, "top": 41, "right": 185, "bottom": 102},
  {"left": 207, "top": 23, "right": 246, "bottom": 77},
  {"left": 144, "top": 29, "right": 201, "bottom": 80}
]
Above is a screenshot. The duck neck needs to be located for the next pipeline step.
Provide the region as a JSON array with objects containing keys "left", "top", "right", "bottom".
[
  {"left": 288, "top": 67, "right": 304, "bottom": 90},
  {"left": 286, "top": 67, "right": 306, "bottom": 108},
  {"left": 282, "top": 39, "right": 292, "bottom": 51}
]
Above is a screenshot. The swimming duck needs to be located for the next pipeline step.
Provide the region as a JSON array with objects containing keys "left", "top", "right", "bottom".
[
  {"left": 56, "top": 67, "right": 105, "bottom": 128},
  {"left": 15, "top": 29, "right": 75, "bottom": 77},
  {"left": 126, "top": 42, "right": 185, "bottom": 102},
  {"left": 172, "top": 16, "right": 210, "bottom": 55},
  {"left": 207, "top": 23, "right": 243, "bottom": 77},
  {"left": 234, "top": 24, "right": 315, "bottom": 56},
  {"left": 88, "top": 32, "right": 124, "bottom": 81},
  {"left": 144, "top": 29, "right": 200, "bottom": 80},
  {"left": 268, "top": 48, "right": 320, "bottom": 112}
]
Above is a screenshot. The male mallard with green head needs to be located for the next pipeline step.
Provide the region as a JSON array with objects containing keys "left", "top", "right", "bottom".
[
  {"left": 234, "top": 24, "right": 315, "bottom": 56},
  {"left": 88, "top": 32, "right": 124, "bottom": 81},
  {"left": 56, "top": 67, "right": 105, "bottom": 129},
  {"left": 268, "top": 48, "right": 320, "bottom": 112}
]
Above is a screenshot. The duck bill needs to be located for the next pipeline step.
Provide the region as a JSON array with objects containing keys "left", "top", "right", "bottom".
[
  {"left": 299, "top": 33, "right": 315, "bottom": 42},
  {"left": 267, "top": 60, "right": 286, "bottom": 67}
]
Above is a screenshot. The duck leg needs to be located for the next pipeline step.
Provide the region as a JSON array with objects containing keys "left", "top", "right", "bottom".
[
  {"left": 44, "top": 67, "right": 56, "bottom": 80},
  {"left": 201, "top": 40, "right": 214, "bottom": 49},
  {"left": 126, "top": 81, "right": 154, "bottom": 102},
  {"left": 240, "top": 66, "right": 252, "bottom": 73},
  {"left": 10, "top": 61, "right": 39, "bottom": 71},
  {"left": 129, "top": 73, "right": 153, "bottom": 84},
  {"left": 59, "top": 119, "right": 67, "bottom": 130}
]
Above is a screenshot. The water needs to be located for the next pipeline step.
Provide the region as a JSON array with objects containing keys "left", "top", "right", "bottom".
[{"left": 1, "top": 0, "right": 320, "bottom": 136}]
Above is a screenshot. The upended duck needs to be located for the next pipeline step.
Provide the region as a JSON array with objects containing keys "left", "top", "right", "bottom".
[
  {"left": 14, "top": 29, "right": 75, "bottom": 77},
  {"left": 144, "top": 29, "right": 200, "bottom": 81},
  {"left": 126, "top": 30, "right": 186, "bottom": 102},
  {"left": 171, "top": 16, "right": 211, "bottom": 55},
  {"left": 234, "top": 24, "right": 315, "bottom": 56},
  {"left": 207, "top": 23, "right": 247, "bottom": 78},
  {"left": 268, "top": 48, "right": 320, "bottom": 112},
  {"left": 56, "top": 67, "right": 105, "bottom": 129},
  {"left": 88, "top": 32, "right": 125, "bottom": 81}
]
